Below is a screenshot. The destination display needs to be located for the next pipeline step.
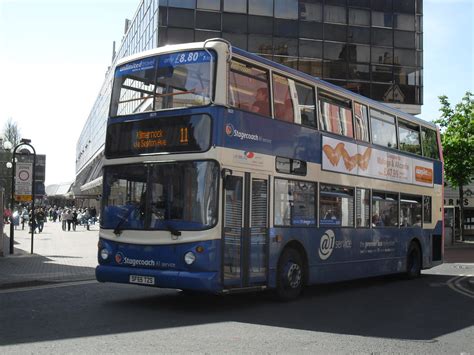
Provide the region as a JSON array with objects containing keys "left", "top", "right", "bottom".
[{"left": 105, "top": 114, "right": 211, "bottom": 158}]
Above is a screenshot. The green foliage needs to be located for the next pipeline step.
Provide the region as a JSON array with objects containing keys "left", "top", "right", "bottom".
[{"left": 435, "top": 92, "right": 474, "bottom": 188}]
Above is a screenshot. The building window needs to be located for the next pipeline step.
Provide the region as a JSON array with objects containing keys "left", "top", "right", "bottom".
[
  {"left": 299, "top": 0, "right": 322, "bottom": 22},
  {"left": 274, "top": 179, "right": 316, "bottom": 226},
  {"left": 223, "top": 0, "right": 246, "bottom": 13},
  {"left": 370, "top": 109, "right": 397, "bottom": 148},
  {"left": 168, "top": 0, "right": 196, "bottom": 9},
  {"left": 222, "top": 13, "right": 248, "bottom": 34},
  {"left": 197, "top": 0, "right": 220, "bottom": 11},
  {"left": 372, "top": 11, "right": 393, "bottom": 28},
  {"left": 394, "top": 13, "right": 415, "bottom": 31},
  {"left": 349, "top": 8, "right": 370, "bottom": 26},
  {"left": 196, "top": 11, "right": 221, "bottom": 30},
  {"left": 324, "top": 5, "right": 347, "bottom": 24},
  {"left": 320, "top": 184, "right": 354, "bottom": 227},
  {"left": 249, "top": 0, "right": 273, "bottom": 17},
  {"left": 348, "top": 26, "right": 371, "bottom": 44},
  {"left": 372, "top": 191, "right": 398, "bottom": 227},
  {"left": 275, "top": 0, "right": 298, "bottom": 19},
  {"left": 318, "top": 92, "right": 354, "bottom": 137}
]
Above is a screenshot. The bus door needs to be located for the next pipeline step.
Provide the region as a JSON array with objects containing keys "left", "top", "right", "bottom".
[{"left": 223, "top": 172, "right": 269, "bottom": 289}]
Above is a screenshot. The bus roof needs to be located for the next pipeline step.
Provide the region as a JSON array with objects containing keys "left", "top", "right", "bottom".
[{"left": 114, "top": 40, "right": 437, "bottom": 131}]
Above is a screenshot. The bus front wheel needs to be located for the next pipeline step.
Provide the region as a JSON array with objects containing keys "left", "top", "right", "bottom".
[
  {"left": 405, "top": 242, "right": 421, "bottom": 279},
  {"left": 276, "top": 248, "right": 304, "bottom": 301}
]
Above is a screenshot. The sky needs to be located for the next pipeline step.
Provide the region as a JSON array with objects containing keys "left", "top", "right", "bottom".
[{"left": 0, "top": 0, "right": 473, "bottom": 186}]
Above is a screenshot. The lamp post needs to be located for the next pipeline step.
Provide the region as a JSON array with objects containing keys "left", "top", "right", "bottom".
[{"left": 8, "top": 139, "right": 36, "bottom": 255}]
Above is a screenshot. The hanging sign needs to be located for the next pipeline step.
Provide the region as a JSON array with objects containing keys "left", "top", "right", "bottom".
[{"left": 15, "top": 162, "right": 33, "bottom": 201}]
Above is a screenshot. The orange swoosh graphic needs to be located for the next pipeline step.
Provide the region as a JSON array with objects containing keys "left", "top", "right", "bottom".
[{"left": 323, "top": 143, "right": 372, "bottom": 171}]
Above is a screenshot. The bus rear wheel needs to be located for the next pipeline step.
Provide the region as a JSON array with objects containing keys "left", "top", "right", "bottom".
[
  {"left": 276, "top": 248, "right": 304, "bottom": 301},
  {"left": 405, "top": 242, "right": 421, "bottom": 279}
]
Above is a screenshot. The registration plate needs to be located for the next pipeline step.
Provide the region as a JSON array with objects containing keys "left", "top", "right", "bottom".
[{"left": 129, "top": 275, "right": 155, "bottom": 285}]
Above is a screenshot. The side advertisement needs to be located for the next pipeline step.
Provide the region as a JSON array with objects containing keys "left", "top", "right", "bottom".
[{"left": 322, "top": 136, "right": 433, "bottom": 187}]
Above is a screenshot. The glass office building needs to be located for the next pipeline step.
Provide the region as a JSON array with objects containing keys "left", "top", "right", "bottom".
[
  {"left": 75, "top": 0, "right": 423, "bottom": 199},
  {"left": 159, "top": 0, "right": 423, "bottom": 112}
]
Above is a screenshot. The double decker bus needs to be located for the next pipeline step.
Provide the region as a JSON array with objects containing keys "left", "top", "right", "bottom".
[{"left": 96, "top": 39, "right": 443, "bottom": 299}]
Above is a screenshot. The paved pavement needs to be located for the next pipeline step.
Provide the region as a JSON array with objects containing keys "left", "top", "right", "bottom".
[
  {"left": 0, "top": 220, "right": 99, "bottom": 289},
  {"left": 0, "top": 221, "right": 473, "bottom": 290}
]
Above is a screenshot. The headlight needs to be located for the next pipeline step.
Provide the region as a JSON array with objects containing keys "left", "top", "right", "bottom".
[
  {"left": 184, "top": 251, "right": 196, "bottom": 265},
  {"left": 100, "top": 248, "right": 109, "bottom": 260}
]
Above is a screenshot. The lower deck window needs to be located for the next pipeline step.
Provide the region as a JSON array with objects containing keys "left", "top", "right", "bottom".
[
  {"left": 274, "top": 179, "right": 316, "bottom": 226},
  {"left": 320, "top": 184, "right": 354, "bottom": 227},
  {"left": 400, "top": 194, "right": 422, "bottom": 227},
  {"left": 372, "top": 191, "right": 398, "bottom": 227}
]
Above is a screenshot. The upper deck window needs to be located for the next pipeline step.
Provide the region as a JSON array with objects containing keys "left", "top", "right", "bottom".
[
  {"left": 398, "top": 119, "right": 421, "bottom": 155},
  {"left": 370, "top": 109, "right": 397, "bottom": 149},
  {"left": 272, "top": 74, "right": 295, "bottom": 123},
  {"left": 110, "top": 50, "right": 214, "bottom": 117},
  {"left": 229, "top": 60, "right": 270, "bottom": 117},
  {"left": 318, "top": 92, "right": 354, "bottom": 138},
  {"left": 354, "top": 102, "right": 370, "bottom": 142},
  {"left": 421, "top": 127, "right": 440, "bottom": 160}
]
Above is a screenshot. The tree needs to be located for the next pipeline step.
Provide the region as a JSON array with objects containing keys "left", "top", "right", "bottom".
[
  {"left": 435, "top": 92, "right": 474, "bottom": 241},
  {"left": 2, "top": 118, "right": 21, "bottom": 147}
]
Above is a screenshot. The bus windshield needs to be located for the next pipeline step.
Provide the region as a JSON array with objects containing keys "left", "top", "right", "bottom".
[
  {"left": 110, "top": 50, "right": 214, "bottom": 117},
  {"left": 101, "top": 161, "right": 219, "bottom": 231}
]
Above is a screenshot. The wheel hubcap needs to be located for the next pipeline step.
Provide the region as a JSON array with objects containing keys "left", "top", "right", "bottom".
[{"left": 285, "top": 262, "right": 302, "bottom": 289}]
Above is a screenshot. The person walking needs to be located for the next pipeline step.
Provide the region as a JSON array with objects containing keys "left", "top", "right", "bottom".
[
  {"left": 29, "top": 209, "right": 37, "bottom": 234},
  {"left": 21, "top": 207, "right": 29, "bottom": 230},
  {"left": 36, "top": 208, "right": 46, "bottom": 233},
  {"left": 61, "top": 209, "right": 68, "bottom": 231},
  {"left": 72, "top": 209, "right": 78, "bottom": 231},
  {"left": 65, "top": 209, "right": 73, "bottom": 231}
]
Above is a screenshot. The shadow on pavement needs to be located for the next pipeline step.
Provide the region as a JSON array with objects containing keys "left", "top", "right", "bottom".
[{"left": 1, "top": 273, "right": 472, "bottom": 345}]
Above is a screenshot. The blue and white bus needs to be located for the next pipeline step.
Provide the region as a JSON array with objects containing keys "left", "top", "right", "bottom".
[{"left": 96, "top": 39, "right": 443, "bottom": 299}]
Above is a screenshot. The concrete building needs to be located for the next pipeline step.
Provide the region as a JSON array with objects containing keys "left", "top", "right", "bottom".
[
  {"left": 444, "top": 183, "right": 474, "bottom": 241},
  {"left": 75, "top": 0, "right": 423, "bottom": 204}
]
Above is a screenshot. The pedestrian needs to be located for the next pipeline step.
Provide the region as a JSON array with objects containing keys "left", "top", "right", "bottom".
[
  {"left": 65, "top": 209, "right": 73, "bottom": 231},
  {"left": 61, "top": 209, "right": 68, "bottom": 231},
  {"left": 90, "top": 207, "right": 97, "bottom": 225},
  {"left": 36, "top": 208, "right": 46, "bottom": 233},
  {"left": 29, "top": 209, "right": 37, "bottom": 234},
  {"left": 21, "top": 207, "right": 29, "bottom": 230},
  {"left": 12, "top": 209, "right": 20, "bottom": 230},
  {"left": 72, "top": 209, "right": 78, "bottom": 231}
]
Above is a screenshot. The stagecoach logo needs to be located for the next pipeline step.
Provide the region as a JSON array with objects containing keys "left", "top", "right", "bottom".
[
  {"left": 114, "top": 252, "right": 156, "bottom": 267},
  {"left": 318, "top": 230, "right": 335, "bottom": 260},
  {"left": 225, "top": 123, "right": 272, "bottom": 144},
  {"left": 115, "top": 252, "right": 124, "bottom": 264}
]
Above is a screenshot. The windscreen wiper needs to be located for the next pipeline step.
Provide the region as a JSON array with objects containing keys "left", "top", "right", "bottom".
[
  {"left": 164, "top": 222, "right": 181, "bottom": 237},
  {"left": 113, "top": 206, "right": 136, "bottom": 235}
]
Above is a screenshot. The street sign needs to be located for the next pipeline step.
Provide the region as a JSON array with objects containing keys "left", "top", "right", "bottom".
[{"left": 15, "top": 162, "right": 33, "bottom": 202}]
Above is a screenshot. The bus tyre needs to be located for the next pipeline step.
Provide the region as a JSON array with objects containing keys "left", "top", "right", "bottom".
[
  {"left": 276, "top": 248, "right": 304, "bottom": 301},
  {"left": 406, "top": 242, "right": 421, "bottom": 279}
]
